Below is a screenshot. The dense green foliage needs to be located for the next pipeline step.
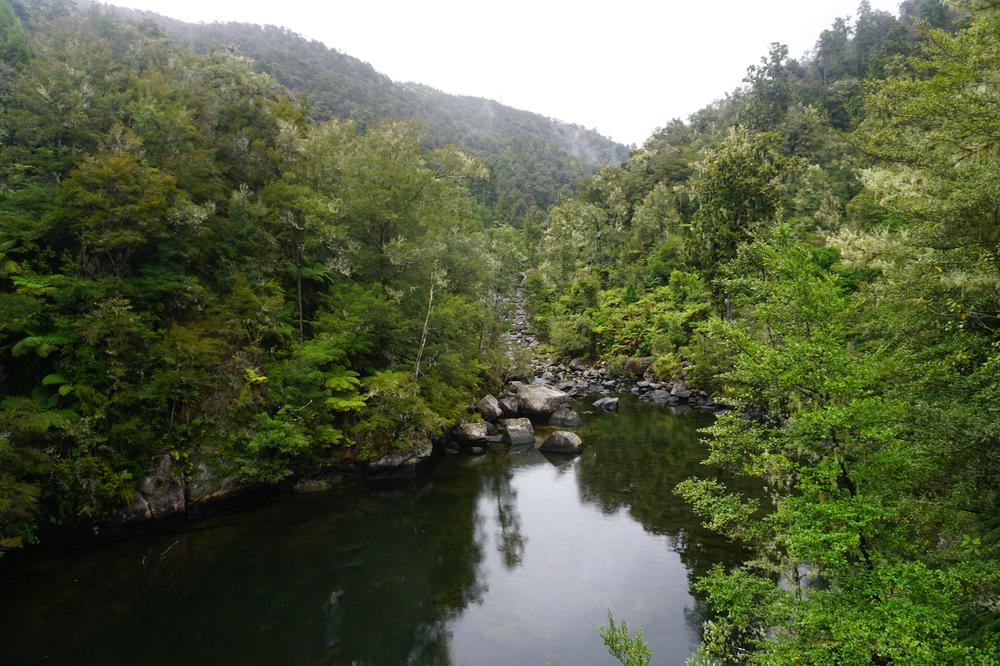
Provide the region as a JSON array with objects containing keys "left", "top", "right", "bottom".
[
  {"left": 0, "top": 1, "right": 527, "bottom": 551},
  {"left": 2, "top": 0, "right": 999, "bottom": 661},
  {"left": 521, "top": 0, "right": 999, "bottom": 662},
  {"left": 106, "top": 5, "right": 629, "bottom": 225}
]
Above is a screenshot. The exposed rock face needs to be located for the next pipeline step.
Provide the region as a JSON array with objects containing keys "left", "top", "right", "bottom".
[
  {"left": 516, "top": 384, "right": 570, "bottom": 416},
  {"left": 476, "top": 394, "right": 503, "bottom": 422},
  {"left": 367, "top": 441, "right": 433, "bottom": 475},
  {"left": 593, "top": 396, "right": 619, "bottom": 412},
  {"left": 137, "top": 453, "right": 186, "bottom": 518},
  {"left": 187, "top": 460, "right": 238, "bottom": 505},
  {"left": 539, "top": 430, "right": 583, "bottom": 454},
  {"left": 501, "top": 418, "right": 535, "bottom": 446},
  {"left": 569, "top": 358, "right": 590, "bottom": 371},
  {"left": 450, "top": 421, "right": 489, "bottom": 444},
  {"left": 548, "top": 405, "right": 582, "bottom": 427},
  {"left": 124, "top": 493, "right": 151, "bottom": 522}
]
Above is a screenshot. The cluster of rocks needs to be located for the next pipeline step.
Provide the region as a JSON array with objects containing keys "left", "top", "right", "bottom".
[
  {"left": 444, "top": 382, "right": 585, "bottom": 455},
  {"left": 121, "top": 439, "right": 438, "bottom": 525},
  {"left": 527, "top": 356, "right": 720, "bottom": 410},
  {"left": 116, "top": 285, "right": 721, "bottom": 530},
  {"left": 501, "top": 286, "right": 540, "bottom": 355}
]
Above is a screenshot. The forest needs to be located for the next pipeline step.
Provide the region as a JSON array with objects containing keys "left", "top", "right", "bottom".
[{"left": 1, "top": 0, "right": 998, "bottom": 663}]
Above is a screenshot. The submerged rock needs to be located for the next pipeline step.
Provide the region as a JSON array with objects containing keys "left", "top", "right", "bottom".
[
  {"left": 367, "top": 441, "right": 433, "bottom": 475},
  {"left": 539, "top": 431, "right": 583, "bottom": 454},
  {"left": 548, "top": 405, "right": 583, "bottom": 427},
  {"left": 293, "top": 477, "right": 341, "bottom": 493},
  {"left": 593, "top": 396, "right": 619, "bottom": 412}
]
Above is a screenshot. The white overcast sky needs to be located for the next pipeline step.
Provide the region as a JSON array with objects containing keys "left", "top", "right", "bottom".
[{"left": 104, "top": 0, "right": 903, "bottom": 146}]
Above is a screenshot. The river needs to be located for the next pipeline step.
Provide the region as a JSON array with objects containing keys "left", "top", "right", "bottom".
[{"left": 0, "top": 394, "right": 751, "bottom": 665}]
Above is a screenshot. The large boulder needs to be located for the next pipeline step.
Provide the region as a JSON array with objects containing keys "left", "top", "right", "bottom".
[
  {"left": 138, "top": 453, "right": 186, "bottom": 518},
  {"left": 548, "top": 405, "right": 583, "bottom": 427},
  {"left": 593, "top": 396, "right": 619, "bottom": 412},
  {"left": 647, "top": 389, "right": 673, "bottom": 404},
  {"left": 623, "top": 357, "right": 654, "bottom": 377},
  {"left": 499, "top": 395, "right": 520, "bottom": 417},
  {"left": 516, "top": 384, "right": 570, "bottom": 417},
  {"left": 476, "top": 394, "right": 503, "bottom": 421},
  {"left": 450, "top": 421, "right": 489, "bottom": 444},
  {"left": 501, "top": 418, "right": 535, "bottom": 446},
  {"left": 539, "top": 431, "right": 583, "bottom": 454},
  {"left": 569, "top": 358, "right": 590, "bottom": 371}
]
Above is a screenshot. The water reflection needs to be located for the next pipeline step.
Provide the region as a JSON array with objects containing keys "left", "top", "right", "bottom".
[
  {"left": 574, "top": 397, "right": 756, "bottom": 584},
  {"left": 483, "top": 455, "right": 527, "bottom": 569},
  {"left": 1, "top": 400, "right": 749, "bottom": 666}
]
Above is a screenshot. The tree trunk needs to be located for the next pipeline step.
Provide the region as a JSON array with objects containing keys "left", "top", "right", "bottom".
[{"left": 414, "top": 272, "right": 436, "bottom": 378}]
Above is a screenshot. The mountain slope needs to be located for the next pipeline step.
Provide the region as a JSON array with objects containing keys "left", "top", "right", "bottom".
[{"left": 100, "top": 7, "right": 631, "bottom": 222}]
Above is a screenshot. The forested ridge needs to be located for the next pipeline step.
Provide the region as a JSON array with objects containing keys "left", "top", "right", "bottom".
[
  {"left": 1, "top": 0, "right": 999, "bottom": 662},
  {"left": 96, "top": 2, "right": 630, "bottom": 225},
  {"left": 522, "top": 0, "right": 1000, "bottom": 661},
  {"left": 0, "top": 0, "right": 532, "bottom": 548}
]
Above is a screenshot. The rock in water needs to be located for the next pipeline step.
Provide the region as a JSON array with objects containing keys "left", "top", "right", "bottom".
[
  {"left": 476, "top": 394, "right": 503, "bottom": 421},
  {"left": 549, "top": 405, "right": 583, "bottom": 427},
  {"left": 670, "top": 381, "right": 692, "bottom": 399},
  {"left": 647, "top": 389, "right": 672, "bottom": 404},
  {"left": 593, "top": 396, "right": 619, "bottom": 412},
  {"left": 293, "top": 477, "right": 341, "bottom": 493},
  {"left": 540, "top": 431, "right": 583, "bottom": 454},
  {"left": 367, "top": 441, "right": 433, "bottom": 474},
  {"left": 450, "top": 421, "right": 489, "bottom": 444},
  {"left": 516, "top": 384, "right": 571, "bottom": 416},
  {"left": 500, "top": 418, "right": 535, "bottom": 446}
]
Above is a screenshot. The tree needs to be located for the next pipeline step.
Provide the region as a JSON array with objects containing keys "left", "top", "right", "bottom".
[
  {"left": 54, "top": 151, "right": 177, "bottom": 277},
  {"left": 679, "top": 229, "right": 996, "bottom": 663},
  {"left": 687, "top": 127, "right": 788, "bottom": 302},
  {"left": 0, "top": 0, "right": 28, "bottom": 65},
  {"left": 741, "top": 43, "right": 795, "bottom": 131}
]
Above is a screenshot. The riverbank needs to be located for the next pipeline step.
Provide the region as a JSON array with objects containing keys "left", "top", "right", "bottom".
[
  {"left": 0, "top": 395, "right": 739, "bottom": 666},
  {"left": 12, "top": 285, "right": 721, "bottom": 553}
]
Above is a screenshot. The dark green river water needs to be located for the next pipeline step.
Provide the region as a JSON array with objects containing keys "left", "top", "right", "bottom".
[{"left": 0, "top": 396, "right": 751, "bottom": 665}]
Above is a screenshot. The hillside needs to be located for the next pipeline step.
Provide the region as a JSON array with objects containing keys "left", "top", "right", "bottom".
[{"left": 94, "top": 5, "right": 631, "bottom": 223}]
